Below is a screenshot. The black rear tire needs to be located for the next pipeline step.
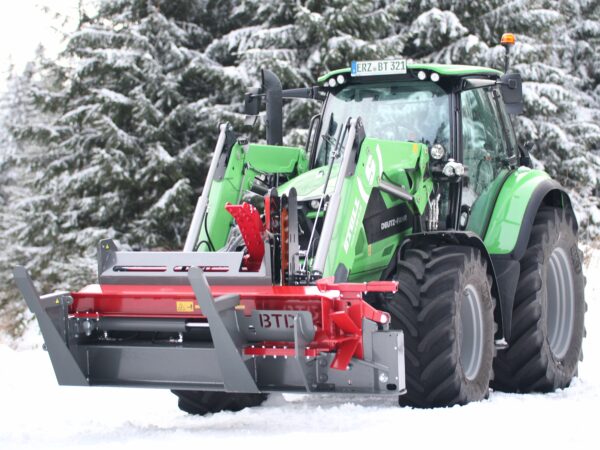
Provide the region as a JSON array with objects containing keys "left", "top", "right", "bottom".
[
  {"left": 171, "top": 390, "right": 268, "bottom": 415},
  {"left": 492, "top": 207, "right": 585, "bottom": 392},
  {"left": 386, "top": 245, "right": 496, "bottom": 408}
]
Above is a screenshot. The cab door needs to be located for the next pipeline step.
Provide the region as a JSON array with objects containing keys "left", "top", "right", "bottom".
[{"left": 459, "top": 86, "right": 517, "bottom": 235}]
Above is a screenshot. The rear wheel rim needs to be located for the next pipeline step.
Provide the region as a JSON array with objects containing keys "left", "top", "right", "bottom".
[
  {"left": 546, "top": 247, "right": 575, "bottom": 359},
  {"left": 459, "top": 284, "right": 484, "bottom": 381}
]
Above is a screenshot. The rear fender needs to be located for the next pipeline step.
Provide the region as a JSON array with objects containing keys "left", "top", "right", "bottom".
[
  {"left": 483, "top": 168, "right": 577, "bottom": 260},
  {"left": 481, "top": 168, "right": 576, "bottom": 342}
]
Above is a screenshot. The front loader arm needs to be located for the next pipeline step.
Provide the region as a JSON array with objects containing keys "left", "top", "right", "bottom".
[
  {"left": 197, "top": 140, "right": 255, "bottom": 251},
  {"left": 314, "top": 119, "right": 434, "bottom": 280},
  {"left": 188, "top": 123, "right": 309, "bottom": 252}
]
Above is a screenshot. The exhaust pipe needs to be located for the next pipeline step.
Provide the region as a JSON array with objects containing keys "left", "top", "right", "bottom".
[{"left": 262, "top": 69, "right": 283, "bottom": 145}]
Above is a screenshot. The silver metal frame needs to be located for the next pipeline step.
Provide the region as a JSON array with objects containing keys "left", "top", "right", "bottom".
[
  {"left": 311, "top": 118, "right": 358, "bottom": 275},
  {"left": 183, "top": 123, "right": 229, "bottom": 252},
  {"left": 98, "top": 239, "right": 272, "bottom": 286},
  {"left": 13, "top": 265, "right": 406, "bottom": 395}
]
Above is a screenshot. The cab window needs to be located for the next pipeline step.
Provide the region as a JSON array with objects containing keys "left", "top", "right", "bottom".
[
  {"left": 314, "top": 81, "right": 450, "bottom": 168},
  {"left": 460, "top": 87, "right": 512, "bottom": 233},
  {"left": 494, "top": 92, "right": 518, "bottom": 156},
  {"left": 461, "top": 88, "right": 508, "bottom": 202}
]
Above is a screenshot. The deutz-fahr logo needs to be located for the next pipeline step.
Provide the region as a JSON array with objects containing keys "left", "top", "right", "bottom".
[{"left": 381, "top": 215, "right": 407, "bottom": 231}]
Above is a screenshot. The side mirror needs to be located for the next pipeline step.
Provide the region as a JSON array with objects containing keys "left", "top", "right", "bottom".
[
  {"left": 499, "top": 72, "right": 523, "bottom": 115},
  {"left": 519, "top": 141, "right": 534, "bottom": 168},
  {"left": 244, "top": 90, "right": 261, "bottom": 116}
]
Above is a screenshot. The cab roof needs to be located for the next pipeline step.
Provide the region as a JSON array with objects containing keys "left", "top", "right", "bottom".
[{"left": 317, "top": 63, "right": 502, "bottom": 84}]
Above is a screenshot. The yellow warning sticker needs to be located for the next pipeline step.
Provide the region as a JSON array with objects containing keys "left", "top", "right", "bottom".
[{"left": 176, "top": 301, "right": 195, "bottom": 313}]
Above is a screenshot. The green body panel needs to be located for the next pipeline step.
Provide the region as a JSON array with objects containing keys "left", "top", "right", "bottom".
[
  {"left": 317, "top": 68, "right": 352, "bottom": 83},
  {"left": 279, "top": 139, "right": 427, "bottom": 203},
  {"left": 466, "top": 168, "right": 511, "bottom": 236},
  {"left": 318, "top": 138, "right": 432, "bottom": 278},
  {"left": 318, "top": 64, "right": 501, "bottom": 83},
  {"left": 348, "top": 232, "right": 402, "bottom": 282},
  {"left": 483, "top": 167, "right": 551, "bottom": 254},
  {"left": 279, "top": 137, "right": 431, "bottom": 278},
  {"left": 408, "top": 64, "right": 501, "bottom": 77},
  {"left": 279, "top": 164, "right": 340, "bottom": 200},
  {"left": 246, "top": 144, "right": 307, "bottom": 174},
  {"left": 197, "top": 142, "right": 255, "bottom": 251},
  {"left": 362, "top": 138, "right": 432, "bottom": 214},
  {"left": 197, "top": 143, "right": 309, "bottom": 251}
]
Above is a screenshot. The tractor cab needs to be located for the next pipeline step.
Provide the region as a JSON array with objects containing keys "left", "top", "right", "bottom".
[{"left": 309, "top": 63, "right": 523, "bottom": 235}]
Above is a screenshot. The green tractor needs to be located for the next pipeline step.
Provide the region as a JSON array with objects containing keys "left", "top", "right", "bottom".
[{"left": 14, "top": 34, "right": 585, "bottom": 412}]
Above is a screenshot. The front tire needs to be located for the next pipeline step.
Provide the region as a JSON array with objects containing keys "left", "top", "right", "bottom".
[
  {"left": 171, "top": 390, "right": 268, "bottom": 415},
  {"left": 492, "top": 207, "right": 585, "bottom": 392},
  {"left": 386, "top": 245, "right": 496, "bottom": 407}
]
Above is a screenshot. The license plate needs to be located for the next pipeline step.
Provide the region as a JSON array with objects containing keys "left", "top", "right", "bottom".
[{"left": 351, "top": 59, "right": 407, "bottom": 77}]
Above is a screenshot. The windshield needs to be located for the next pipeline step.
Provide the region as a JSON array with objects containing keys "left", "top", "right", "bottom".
[{"left": 314, "top": 81, "right": 450, "bottom": 167}]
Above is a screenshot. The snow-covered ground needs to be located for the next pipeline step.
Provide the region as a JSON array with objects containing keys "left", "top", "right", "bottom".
[{"left": 1, "top": 250, "right": 599, "bottom": 450}]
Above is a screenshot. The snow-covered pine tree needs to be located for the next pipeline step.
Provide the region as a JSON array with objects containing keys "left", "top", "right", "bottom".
[
  {"left": 0, "top": 57, "right": 54, "bottom": 336},
  {"left": 206, "top": 0, "right": 398, "bottom": 144},
  {"left": 0, "top": 0, "right": 248, "bottom": 334}
]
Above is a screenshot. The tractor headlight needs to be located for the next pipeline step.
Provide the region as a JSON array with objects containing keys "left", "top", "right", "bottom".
[
  {"left": 417, "top": 70, "right": 427, "bottom": 80},
  {"left": 328, "top": 78, "right": 337, "bottom": 87},
  {"left": 430, "top": 72, "right": 440, "bottom": 82},
  {"left": 430, "top": 144, "right": 445, "bottom": 160},
  {"left": 442, "top": 159, "right": 465, "bottom": 177},
  {"left": 336, "top": 74, "right": 346, "bottom": 85},
  {"left": 310, "top": 199, "right": 321, "bottom": 210},
  {"left": 442, "top": 163, "right": 455, "bottom": 177}
]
